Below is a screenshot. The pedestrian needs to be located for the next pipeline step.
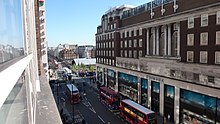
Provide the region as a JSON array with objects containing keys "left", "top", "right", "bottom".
[{"left": 82, "top": 119, "right": 86, "bottom": 124}]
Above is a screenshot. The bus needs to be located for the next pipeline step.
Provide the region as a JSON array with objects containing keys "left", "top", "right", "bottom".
[
  {"left": 66, "top": 84, "right": 80, "bottom": 104},
  {"left": 120, "top": 99, "right": 157, "bottom": 124},
  {"left": 99, "top": 86, "right": 120, "bottom": 110}
]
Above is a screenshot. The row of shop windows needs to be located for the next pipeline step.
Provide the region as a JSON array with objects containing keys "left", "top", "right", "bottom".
[{"left": 97, "top": 69, "right": 220, "bottom": 123}]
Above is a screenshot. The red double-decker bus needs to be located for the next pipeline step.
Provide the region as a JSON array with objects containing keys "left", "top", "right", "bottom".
[
  {"left": 66, "top": 84, "right": 80, "bottom": 104},
  {"left": 99, "top": 86, "right": 120, "bottom": 110},
  {"left": 120, "top": 99, "right": 157, "bottom": 124}
]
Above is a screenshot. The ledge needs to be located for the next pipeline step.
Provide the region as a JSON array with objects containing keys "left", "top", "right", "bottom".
[{"left": 36, "top": 74, "right": 62, "bottom": 124}]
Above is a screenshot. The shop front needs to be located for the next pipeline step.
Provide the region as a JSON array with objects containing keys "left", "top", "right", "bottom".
[
  {"left": 97, "top": 66, "right": 103, "bottom": 86},
  {"left": 118, "top": 72, "right": 138, "bottom": 102},
  {"left": 151, "top": 81, "right": 160, "bottom": 113},
  {"left": 180, "top": 89, "right": 220, "bottom": 124},
  {"left": 107, "top": 69, "right": 116, "bottom": 90},
  {"left": 141, "top": 78, "right": 148, "bottom": 107},
  {"left": 164, "top": 84, "right": 174, "bottom": 122}
]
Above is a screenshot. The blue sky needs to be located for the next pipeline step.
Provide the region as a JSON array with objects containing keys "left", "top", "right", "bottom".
[{"left": 46, "top": 0, "right": 150, "bottom": 47}]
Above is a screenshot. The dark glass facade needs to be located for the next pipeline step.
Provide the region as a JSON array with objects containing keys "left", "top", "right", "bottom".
[
  {"left": 164, "top": 84, "right": 175, "bottom": 122},
  {"left": 180, "top": 89, "right": 220, "bottom": 124},
  {"left": 97, "top": 66, "right": 103, "bottom": 84},
  {"left": 141, "top": 78, "right": 148, "bottom": 107},
  {"left": 118, "top": 72, "right": 138, "bottom": 102},
  {"left": 0, "top": 0, "right": 24, "bottom": 64},
  {"left": 151, "top": 81, "right": 160, "bottom": 113},
  {"left": 107, "top": 69, "right": 116, "bottom": 89}
]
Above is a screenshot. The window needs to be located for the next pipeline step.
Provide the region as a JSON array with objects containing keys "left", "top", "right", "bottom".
[
  {"left": 134, "top": 39, "right": 137, "bottom": 47},
  {"left": 201, "top": 14, "right": 208, "bottom": 27},
  {"left": 187, "top": 34, "right": 194, "bottom": 46},
  {"left": 121, "top": 50, "right": 123, "bottom": 57},
  {"left": 187, "top": 51, "right": 194, "bottom": 62},
  {"left": 120, "top": 32, "right": 123, "bottom": 38},
  {"left": 139, "top": 51, "right": 142, "bottom": 57},
  {"left": 200, "top": 32, "right": 208, "bottom": 45},
  {"left": 129, "top": 40, "right": 132, "bottom": 47},
  {"left": 129, "top": 50, "right": 132, "bottom": 58},
  {"left": 139, "top": 28, "right": 142, "bottom": 35},
  {"left": 215, "top": 51, "right": 220, "bottom": 64},
  {"left": 109, "top": 51, "right": 111, "bottom": 56},
  {"left": 125, "top": 40, "right": 127, "bottom": 48},
  {"left": 121, "top": 41, "right": 123, "bottom": 48},
  {"left": 217, "top": 11, "right": 220, "bottom": 25},
  {"left": 188, "top": 17, "right": 194, "bottom": 29},
  {"left": 139, "top": 39, "right": 143, "bottom": 47},
  {"left": 112, "top": 42, "right": 114, "bottom": 47},
  {"left": 109, "top": 42, "right": 111, "bottom": 48},
  {"left": 200, "top": 51, "right": 207, "bottom": 63},
  {"left": 129, "top": 30, "right": 132, "bottom": 37},
  {"left": 106, "top": 42, "right": 108, "bottom": 48},
  {"left": 112, "top": 33, "right": 114, "bottom": 39},
  {"left": 134, "top": 29, "right": 137, "bottom": 36},
  {"left": 216, "top": 31, "right": 220, "bottom": 45},
  {"left": 134, "top": 50, "right": 137, "bottom": 58},
  {"left": 114, "top": 23, "right": 116, "bottom": 29},
  {"left": 208, "top": 76, "right": 215, "bottom": 83},
  {"left": 112, "top": 51, "right": 114, "bottom": 57},
  {"left": 124, "top": 50, "right": 127, "bottom": 57},
  {"left": 125, "top": 31, "right": 127, "bottom": 38}
]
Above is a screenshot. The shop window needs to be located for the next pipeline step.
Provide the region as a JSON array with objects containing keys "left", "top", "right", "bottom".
[
  {"left": 187, "top": 34, "right": 194, "bottom": 46},
  {"left": 200, "top": 32, "right": 208, "bottom": 45},
  {"left": 216, "top": 31, "right": 220, "bottom": 45},
  {"left": 200, "top": 51, "right": 207, "bottom": 63},
  {"left": 201, "top": 14, "right": 208, "bottom": 27},
  {"left": 187, "top": 51, "right": 194, "bottom": 62},
  {"left": 188, "top": 17, "right": 194, "bottom": 29}
]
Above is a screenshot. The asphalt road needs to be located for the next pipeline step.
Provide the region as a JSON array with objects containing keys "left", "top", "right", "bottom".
[{"left": 52, "top": 77, "right": 124, "bottom": 124}]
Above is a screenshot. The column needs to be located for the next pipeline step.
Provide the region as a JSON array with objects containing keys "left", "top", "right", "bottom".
[
  {"left": 177, "top": 22, "right": 180, "bottom": 57},
  {"left": 148, "top": 80, "right": 152, "bottom": 109},
  {"left": 164, "top": 25, "right": 167, "bottom": 56},
  {"left": 138, "top": 77, "right": 141, "bottom": 104},
  {"left": 146, "top": 28, "right": 150, "bottom": 55},
  {"left": 153, "top": 28, "right": 156, "bottom": 55},
  {"left": 156, "top": 26, "right": 159, "bottom": 55},
  {"left": 102, "top": 67, "right": 105, "bottom": 85},
  {"left": 160, "top": 82, "right": 164, "bottom": 116},
  {"left": 115, "top": 70, "right": 118, "bottom": 92},
  {"left": 105, "top": 69, "right": 108, "bottom": 87},
  {"left": 168, "top": 24, "right": 172, "bottom": 56},
  {"left": 174, "top": 87, "right": 180, "bottom": 124}
]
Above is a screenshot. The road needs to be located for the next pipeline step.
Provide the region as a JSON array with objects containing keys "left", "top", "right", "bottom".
[{"left": 52, "top": 77, "right": 124, "bottom": 124}]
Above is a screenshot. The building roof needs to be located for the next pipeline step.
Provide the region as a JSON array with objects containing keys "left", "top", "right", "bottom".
[
  {"left": 122, "top": 99, "right": 154, "bottom": 115},
  {"left": 73, "top": 58, "right": 96, "bottom": 65}
]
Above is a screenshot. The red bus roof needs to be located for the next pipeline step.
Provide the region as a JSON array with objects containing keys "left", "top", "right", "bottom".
[
  {"left": 122, "top": 99, "right": 154, "bottom": 115},
  {"left": 100, "top": 87, "right": 118, "bottom": 95}
]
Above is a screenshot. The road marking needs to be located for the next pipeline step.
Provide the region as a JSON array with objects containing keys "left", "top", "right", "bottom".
[
  {"left": 98, "top": 115, "right": 105, "bottom": 123},
  {"left": 85, "top": 97, "right": 87, "bottom": 101},
  {"left": 88, "top": 101, "right": 91, "bottom": 106},
  {"left": 89, "top": 107, "right": 96, "bottom": 114}
]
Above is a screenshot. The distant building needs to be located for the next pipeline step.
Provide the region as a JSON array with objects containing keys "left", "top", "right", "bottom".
[
  {"left": 77, "top": 45, "right": 95, "bottom": 58},
  {"left": 59, "top": 49, "right": 79, "bottom": 60}
]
